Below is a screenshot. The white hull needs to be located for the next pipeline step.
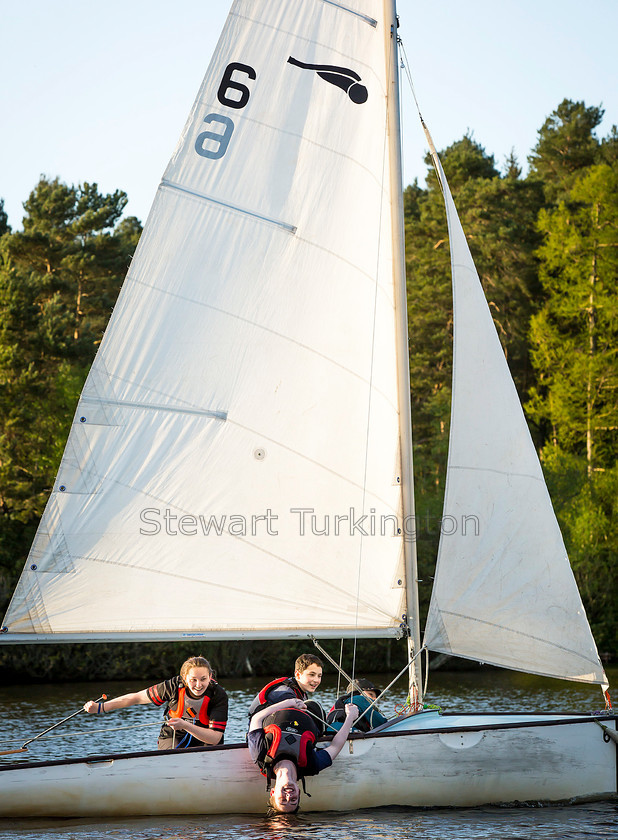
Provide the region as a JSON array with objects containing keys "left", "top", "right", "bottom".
[{"left": 0, "top": 712, "right": 615, "bottom": 817}]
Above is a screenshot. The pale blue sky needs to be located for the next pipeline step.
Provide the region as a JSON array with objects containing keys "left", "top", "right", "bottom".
[{"left": 1, "top": 0, "right": 616, "bottom": 229}]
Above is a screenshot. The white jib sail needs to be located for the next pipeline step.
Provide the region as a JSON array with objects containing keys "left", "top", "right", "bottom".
[
  {"left": 2, "top": 0, "right": 408, "bottom": 641},
  {"left": 423, "top": 141, "right": 608, "bottom": 687}
]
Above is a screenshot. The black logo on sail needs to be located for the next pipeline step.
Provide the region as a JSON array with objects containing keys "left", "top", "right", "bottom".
[{"left": 287, "top": 56, "right": 368, "bottom": 104}]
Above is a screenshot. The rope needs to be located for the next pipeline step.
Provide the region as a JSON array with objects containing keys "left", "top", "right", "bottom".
[
  {"left": 392, "top": 645, "right": 428, "bottom": 714},
  {"left": 0, "top": 720, "right": 160, "bottom": 749},
  {"left": 300, "top": 706, "right": 339, "bottom": 735},
  {"left": 593, "top": 719, "right": 618, "bottom": 745}
]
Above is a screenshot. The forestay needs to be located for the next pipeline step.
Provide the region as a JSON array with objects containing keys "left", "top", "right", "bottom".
[
  {"left": 422, "top": 143, "right": 608, "bottom": 689},
  {"left": 2, "top": 0, "right": 409, "bottom": 641}
]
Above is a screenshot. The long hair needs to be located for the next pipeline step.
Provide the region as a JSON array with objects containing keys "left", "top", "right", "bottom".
[{"left": 180, "top": 656, "right": 214, "bottom": 682}]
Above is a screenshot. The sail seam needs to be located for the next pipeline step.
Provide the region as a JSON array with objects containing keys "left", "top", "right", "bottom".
[
  {"left": 295, "top": 227, "right": 395, "bottom": 302},
  {"left": 226, "top": 416, "right": 400, "bottom": 510},
  {"left": 76, "top": 400, "right": 399, "bottom": 517},
  {"left": 124, "top": 276, "right": 398, "bottom": 413},
  {"left": 160, "top": 180, "right": 297, "bottom": 234},
  {"left": 75, "top": 547, "right": 384, "bottom": 619},
  {"left": 448, "top": 465, "right": 544, "bottom": 481},
  {"left": 215, "top": 111, "right": 385, "bottom": 192},
  {"left": 436, "top": 610, "right": 599, "bottom": 662},
  {"left": 79, "top": 396, "right": 227, "bottom": 422},
  {"left": 230, "top": 10, "right": 379, "bottom": 58}
]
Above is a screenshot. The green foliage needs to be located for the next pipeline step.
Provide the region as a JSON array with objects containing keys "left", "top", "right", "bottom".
[
  {"left": 6, "top": 177, "right": 133, "bottom": 354},
  {"left": 526, "top": 106, "right": 618, "bottom": 656},
  {"left": 0, "top": 98, "right": 617, "bottom": 681},
  {"left": 540, "top": 450, "right": 618, "bottom": 655},
  {"left": 0, "top": 177, "right": 142, "bottom": 604},
  {"left": 528, "top": 99, "right": 605, "bottom": 200},
  {"left": 527, "top": 163, "right": 618, "bottom": 468},
  {"left": 0, "top": 638, "right": 406, "bottom": 685},
  {"left": 0, "top": 199, "right": 10, "bottom": 236}
]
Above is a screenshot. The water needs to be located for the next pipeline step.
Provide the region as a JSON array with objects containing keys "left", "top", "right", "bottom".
[
  {"left": 2, "top": 805, "right": 617, "bottom": 840},
  {"left": 0, "top": 667, "right": 616, "bottom": 838}
]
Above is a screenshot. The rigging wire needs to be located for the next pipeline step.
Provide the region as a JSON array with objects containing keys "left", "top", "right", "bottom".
[
  {"left": 398, "top": 37, "right": 423, "bottom": 125},
  {"left": 312, "top": 636, "right": 427, "bottom": 715},
  {"left": 398, "top": 35, "right": 445, "bottom": 196}
]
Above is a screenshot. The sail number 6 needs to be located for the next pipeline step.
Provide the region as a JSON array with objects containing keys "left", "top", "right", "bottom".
[{"left": 195, "top": 62, "right": 256, "bottom": 160}]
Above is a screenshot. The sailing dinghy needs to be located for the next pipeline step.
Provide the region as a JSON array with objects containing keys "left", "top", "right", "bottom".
[{"left": 0, "top": 0, "right": 615, "bottom": 817}]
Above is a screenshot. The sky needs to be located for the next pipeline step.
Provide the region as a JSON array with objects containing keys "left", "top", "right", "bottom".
[{"left": 1, "top": 0, "right": 616, "bottom": 230}]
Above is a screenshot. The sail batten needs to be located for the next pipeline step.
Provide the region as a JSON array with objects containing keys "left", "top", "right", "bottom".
[
  {"left": 2, "top": 0, "right": 408, "bottom": 642},
  {"left": 2, "top": 0, "right": 607, "bottom": 704},
  {"left": 80, "top": 397, "right": 228, "bottom": 422},
  {"left": 160, "top": 179, "right": 298, "bottom": 233},
  {"left": 319, "top": 0, "right": 378, "bottom": 26}
]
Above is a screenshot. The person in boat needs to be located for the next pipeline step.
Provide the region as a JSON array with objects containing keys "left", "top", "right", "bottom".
[
  {"left": 248, "top": 695, "right": 359, "bottom": 814},
  {"left": 326, "top": 678, "right": 388, "bottom": 733},
  {"left": 83, "top": 655, "right": 228, "bottom": 749},
  {"left": 248, "top": 652, "right": 326, "bottom": 732}
]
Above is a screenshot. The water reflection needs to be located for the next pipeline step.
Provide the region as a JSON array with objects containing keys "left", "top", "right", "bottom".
[{"left": 2, "top": 805, "right": 618, "bottom": 840}]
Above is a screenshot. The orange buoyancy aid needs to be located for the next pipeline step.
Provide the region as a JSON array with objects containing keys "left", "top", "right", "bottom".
[{"left": 166, "top": 687, "right": 213, "bottom": 726}]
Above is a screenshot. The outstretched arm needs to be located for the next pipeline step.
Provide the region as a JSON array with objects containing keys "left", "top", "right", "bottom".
[
  {"left": 323, "top": 703, "right": 359, "bottom": 760},
  {"left": 248, "top": 697, "right": 306, "bottom": 732},
  {"left": 83, "top": 689, "right": 151, "bottom": 714}
]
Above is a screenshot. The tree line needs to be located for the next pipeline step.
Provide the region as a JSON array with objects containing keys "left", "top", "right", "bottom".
[{"left": 0, "top": 99, "right": 615, "bottom": 682}]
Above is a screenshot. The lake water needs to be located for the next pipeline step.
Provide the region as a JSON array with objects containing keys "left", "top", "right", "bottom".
[{"left": 0, "top": 666, "right": 616, "bottom": 838}]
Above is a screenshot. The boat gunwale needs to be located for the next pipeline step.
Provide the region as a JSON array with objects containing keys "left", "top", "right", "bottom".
[{"left": 1, "top": 712, "right": 614, "bottom": 774}]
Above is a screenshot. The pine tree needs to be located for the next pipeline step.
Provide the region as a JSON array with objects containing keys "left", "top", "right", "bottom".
[
  {"left": 6, "top": 177, "right": 137, "bottom": 357},
  {"left": 527, "top": 161, "right": 618, "bottom": 655},
  {"left": 528, "top": 99, "right": 604, "bottom": 201},
  {"left": 528, "top": 163, "right": 618, "bottom": 471},
  {"left": 0, "top": 178, "right": 142, "bottom": 604},
  {"left": 0, "top": 199, "right": 10, "bottom": 236}
]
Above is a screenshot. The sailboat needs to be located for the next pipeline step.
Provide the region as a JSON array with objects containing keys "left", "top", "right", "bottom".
[{"left": 0, "top": 0, "right": 615, "bottom": 818}]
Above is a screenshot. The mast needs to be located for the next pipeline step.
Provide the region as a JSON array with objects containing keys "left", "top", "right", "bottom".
[{"left": 384, "top": 0, "right": 422, "bottom": 702}]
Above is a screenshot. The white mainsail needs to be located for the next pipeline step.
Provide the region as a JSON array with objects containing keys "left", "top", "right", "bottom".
[
  {"left": 2, "top": 0, "right": 409, "bottom": 641},
  {"left": 422, "top": 140, "right": 608, "bottom": 688}
]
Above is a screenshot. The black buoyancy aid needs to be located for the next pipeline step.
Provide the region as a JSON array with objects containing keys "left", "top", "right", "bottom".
[
  {"left": 326, "top": 692, "right": 372, "bottom": 733},
  {"left": 247, "top": 676, "right": 306, "bottom": 719},
  {"left": 259, "top": 708, "right": 321, "bottom": 784}
]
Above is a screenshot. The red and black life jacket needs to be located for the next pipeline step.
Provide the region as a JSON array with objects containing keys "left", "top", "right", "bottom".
[
  {"left": 166, "top": 686, "right": 214, "bottom": 726},
  {"left": 247, "top": 676, "right": 306, "bottom": 720},
  {"left": 258, "top": 707, "right": 321, "bottom": 785}
]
